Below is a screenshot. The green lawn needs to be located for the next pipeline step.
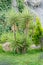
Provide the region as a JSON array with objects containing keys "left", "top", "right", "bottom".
[{"left": 0, "top": 51, "right": 43, "bottom": 65}]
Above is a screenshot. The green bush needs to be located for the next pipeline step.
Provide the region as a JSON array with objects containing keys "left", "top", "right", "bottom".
[
  {"left": 7, "top": 8, "right": 34, "bottom": 53},
  {"left": 0, "top": 11, "right": 11, "bottom": 35},
  {"left": 12, "top": 31, "right": 33, "bottom": 54},
  {"left": 0, "top": 12, "right": 6, "bottom": 35},
  {"left": 16, "top": 0, "right": 24, "bottom": 12},
  {"left": 0, "top": 8, "right": 43, "bottom": 53},
  {"left": 0, "top": 32, "right": 14, "bottom": 43},
  {"left": 33, "top": 17, "right": 43, "bottom": 46},
  {"left": 0, "top": 0, "right": 12, "bottom": 11}
]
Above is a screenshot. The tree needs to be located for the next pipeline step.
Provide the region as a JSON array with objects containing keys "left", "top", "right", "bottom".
[{"left": 7, "top": 8, "right": 34, "bottom": 53}]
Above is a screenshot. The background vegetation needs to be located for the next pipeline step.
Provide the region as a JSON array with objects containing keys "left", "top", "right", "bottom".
[
  {"left": 0, "top": 0, "right": 12, "bottom": 11},
  {"left": 0, "top": 0, "right": 43, "bottom": 54},
  {"left": 0, "top": 0, "right": 43, "bottom": 65}
]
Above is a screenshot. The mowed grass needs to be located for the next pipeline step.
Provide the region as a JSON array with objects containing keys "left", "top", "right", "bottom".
[{"left": 0, "top": 51, "right": 43, "bottom": 65}]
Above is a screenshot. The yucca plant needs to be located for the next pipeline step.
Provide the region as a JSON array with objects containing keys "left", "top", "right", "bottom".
[{"left": 7, "top": 8, "right": 34, "bottom": 53}]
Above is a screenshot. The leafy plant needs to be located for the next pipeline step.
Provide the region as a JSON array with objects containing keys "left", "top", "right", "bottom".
[
  {"left": 7, "top": 8, "right": 34, "bottom": 53},
  {"left": 0, "top": 32, "right": 14, "bottom": 43},
  {"left": 16, "top": 0, "right": 24, "bottom": 12},
  {"left": 0, "top": 0, "right": 12, "bottom": 11},
  {"left": 33, "top": 17, "right": 43, "bottom": 46}
]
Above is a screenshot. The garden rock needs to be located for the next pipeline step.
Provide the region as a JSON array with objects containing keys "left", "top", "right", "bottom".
[
  {"left": 25, "top": 0, "right": 41, "bottom": 7},
  {"left": 30, "top": 44, "right": 40, "bottom": 49},
  {"left": 2, "top": 42, "right": 12, "bottom": 52}
]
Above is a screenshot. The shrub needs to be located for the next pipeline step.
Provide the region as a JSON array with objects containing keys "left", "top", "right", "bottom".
[
  {"left": 0, "top": 8, "right": 42, "bottom": 53},
  {"left": 0, "top": 32, "right": 8, "bottom": 43},
  {"left": 0, "top": 12, "right": 6, "bottom": 35},
  {"left": 0, "top": 11, "right": 11, "bottom": 35},
  {"left": 16, "top": 0, "right": 24, "bottom": 12},
  {"left": 7, "top": 8, "right": 34, "bottom": 53},
  {"left": 0, "top": 32, "right": 14, "bottom": 44},
  {"left": 12, "top": 31, "right": 33, "bottom": 54},
  {"left": 0, "top": 0, "right": 12, "bottom": 11},
  {"left": 33, "top": 17, "right": 43, "bottom": 46}
]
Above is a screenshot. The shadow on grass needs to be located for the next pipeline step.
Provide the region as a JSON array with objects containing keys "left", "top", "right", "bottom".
[{"left": 0, "top": 61, "right": 11, "bottom": 65}]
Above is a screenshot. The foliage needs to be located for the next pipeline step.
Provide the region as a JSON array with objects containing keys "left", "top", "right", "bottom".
[
  {"left": 0, "top": 24, "right": 4, "bottom": 35},
  {"left": 0, "top": 0, "right": 12, "bottom": 35},
  {"left": 0, "top": 5, "right": 43, "bottom": 53},
  {"left": 0, "top": 12, "right": 6, "bottom": 35},
  {"left": 0, "top": 44, "right": 3, "bottom": 52},
  {"left": 16, "top": 0, "right": 24, "bottom": 12},
  {"left": 0, "top": 0, "right": 12, "bottom": 11},
  {"left": 7, "top": 8, "right": 34, "bottom": 53},
  {"left": 0, "top": 32, "right": 14, "bottom": 43},
  {"left": 33, "top": 17, "right": 43, "bottom": 46},
  {"left": 0, "top": 11, "right": 11, "bottom": 35}
]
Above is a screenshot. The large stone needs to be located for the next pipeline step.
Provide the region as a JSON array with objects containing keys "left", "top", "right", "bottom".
[
  {"left": 25, "top": 0, "right": 41, "bottom": 7},
  {"left": 30, "top": 44, "right": 40, "bottom": 49},
  {"left": 2, "top": 42, "right": 12, "bottom": 52}
]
